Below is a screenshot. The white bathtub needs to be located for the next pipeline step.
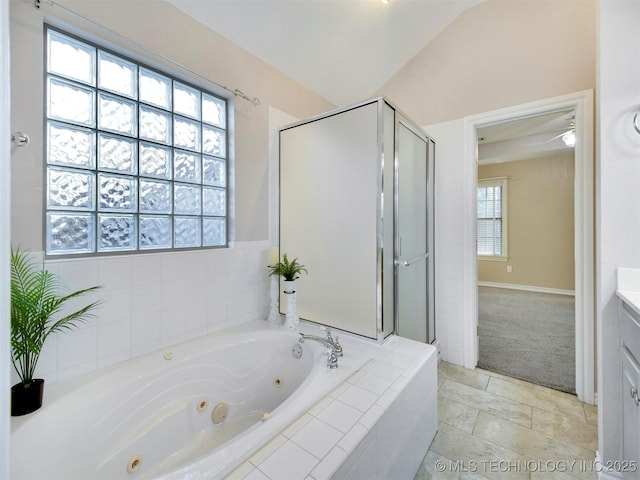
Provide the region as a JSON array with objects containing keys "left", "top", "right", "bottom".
[
  {"left": 11, "top": 321, "right": 438, "bottom": 480},
  {"left": 10, "top": 321, "right": 374, "bottom": 480}
]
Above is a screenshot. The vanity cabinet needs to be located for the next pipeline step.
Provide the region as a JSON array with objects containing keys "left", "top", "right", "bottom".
[{"left": 619, "top": 301, "right": 640, "bottom": 471}]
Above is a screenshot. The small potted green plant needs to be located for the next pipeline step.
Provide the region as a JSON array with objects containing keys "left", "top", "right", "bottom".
[
  {"left": 268, "top": 252, "right": 308, "bottom": 293},
  {"left": 10, "top": 247, "right": 101, "bottom": 416}
]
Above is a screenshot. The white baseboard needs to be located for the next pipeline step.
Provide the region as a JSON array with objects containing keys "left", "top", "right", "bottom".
[
  {"left": 478, "top": 281, "right": 575, "bottom": 297},
  {"left": 432, "top": 339, "right": 441, "bottom": 362},
  {"left": 595, "top": 451, "right": 625, "bottom": 480},
  {"left": 598, "top": 470, "right": 622, "bottom": 479}
]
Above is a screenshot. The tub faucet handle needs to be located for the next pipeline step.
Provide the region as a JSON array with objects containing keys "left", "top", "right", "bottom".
[
  {"left": 334, "top": 335, "right": 343, "bottom": 357},
  {"left": 327, "top": 350, "right": 338, "bottom": 369},
  {"left": 324, "top": 328, "right": 343, "bottom": 357},
  {"left": 324, "top": 327, "right": 334, "bottom": 342}
]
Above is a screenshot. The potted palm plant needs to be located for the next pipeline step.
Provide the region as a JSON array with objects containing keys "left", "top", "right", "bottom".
[
  {"left": 268, "top": 252, "right": 308, "bottom": 293},
  {"left": 10, "top": 247, "right": 101, "bottom": 416}
]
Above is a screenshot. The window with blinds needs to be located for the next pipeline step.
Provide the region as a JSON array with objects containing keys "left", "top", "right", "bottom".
[{"left": 477, "top": 177, "right": 507, "bottom": 258}]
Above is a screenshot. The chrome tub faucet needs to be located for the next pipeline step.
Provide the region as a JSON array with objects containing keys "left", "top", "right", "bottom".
[{"left": 298, "top": 328, "right": 343, "bottom": 369}]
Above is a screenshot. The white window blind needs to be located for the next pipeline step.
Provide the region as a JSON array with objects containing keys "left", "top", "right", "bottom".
[{"left": 477, "top": 177, "right": 507, "bottom": 257}]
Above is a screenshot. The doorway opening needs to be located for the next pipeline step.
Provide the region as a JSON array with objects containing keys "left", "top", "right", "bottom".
[
  {"left": 475, "top": 110, "right": 577, "bottom": 393},
  {"left": 461, "top": 90, "right": 594, "bottom": 404}
]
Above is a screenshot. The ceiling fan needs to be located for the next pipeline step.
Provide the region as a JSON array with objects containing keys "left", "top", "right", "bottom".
[
  {"left": 517, "top": 116, "right": 576, "bottom": 148},
  {"left": 545, "top": 118, "right": 576, "bottom": 147}
]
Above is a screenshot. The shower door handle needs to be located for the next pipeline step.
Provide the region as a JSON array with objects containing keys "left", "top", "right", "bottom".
[{"left": 394, "top": 252, "right": 428, "bottom": 267}]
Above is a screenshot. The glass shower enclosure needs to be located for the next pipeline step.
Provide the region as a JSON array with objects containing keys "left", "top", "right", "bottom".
[{"left": 279, "top": 97, "right": 435, "bottom": 344}]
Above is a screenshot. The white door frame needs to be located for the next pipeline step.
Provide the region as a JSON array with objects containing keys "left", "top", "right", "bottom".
[
  {"left": 1, "top": 0, "right": 11, "bottom": 474},
  {"left": 462, "top": 90, "right": 595, "bottom": 404}
]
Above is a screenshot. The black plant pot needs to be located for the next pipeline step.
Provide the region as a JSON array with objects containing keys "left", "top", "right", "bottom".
[{"left": 11, "top": 379, "right": 44, "bottom": 416}]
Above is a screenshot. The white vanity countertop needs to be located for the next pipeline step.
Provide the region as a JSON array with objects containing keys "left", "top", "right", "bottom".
[{"left": 616, "top": 267, "right": 640, "bottom": 316}]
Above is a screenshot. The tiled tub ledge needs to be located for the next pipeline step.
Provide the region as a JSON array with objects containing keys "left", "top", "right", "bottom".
[{"left": 227, "top": 335, "right": 438, "bottom": 480}]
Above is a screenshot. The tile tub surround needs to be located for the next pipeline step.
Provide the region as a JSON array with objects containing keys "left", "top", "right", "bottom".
[
  {"left": 227, "top": 335, "right": 438, "bottom": 480},
  {"left": 10, "top": 241, "right": 272, "bottom": 386}
]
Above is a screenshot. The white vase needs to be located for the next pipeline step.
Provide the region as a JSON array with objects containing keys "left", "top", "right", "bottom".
[
  {"left": 283, "top": 279, "right": 296, "bottom": 293},
  {"left": 284, "top": 291, "right": 300, "bottom": 329},
  {"left": 266, "top": 275, "right": 281, "bottom": 324}
]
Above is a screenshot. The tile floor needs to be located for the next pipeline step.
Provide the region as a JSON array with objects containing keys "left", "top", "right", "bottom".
[{"left": 414, "top": 362, "right": 598, "bottom": 480}]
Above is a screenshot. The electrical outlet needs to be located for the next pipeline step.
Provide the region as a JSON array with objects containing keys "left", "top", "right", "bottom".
[{"left": 507, "top": 265, "right": 513, "bottom": 273}]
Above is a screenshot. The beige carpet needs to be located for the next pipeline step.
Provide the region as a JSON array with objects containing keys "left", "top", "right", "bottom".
[{"left": 477, "top": 286, "right": 575, "bottom": 393}]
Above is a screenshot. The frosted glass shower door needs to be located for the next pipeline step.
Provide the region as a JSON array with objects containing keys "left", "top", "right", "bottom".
[{"left": 395, "top": 119, "right": 428, "bottom": 343}]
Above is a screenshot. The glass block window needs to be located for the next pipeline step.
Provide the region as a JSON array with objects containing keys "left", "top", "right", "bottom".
[
  {"left": 45, "top": 27, "right": 228, "bottom": 255},
  {"left": 477, "top": 177, "right": 508, "bottom": 258}
]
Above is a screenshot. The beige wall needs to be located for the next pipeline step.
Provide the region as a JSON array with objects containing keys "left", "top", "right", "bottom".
[
  {"left": 378, "top": 0, "right": 595, "bottom": 368},
  {"left": 478, "top": 151, "right": 575, "bottom": 291},
  {"left": 379, "top": 0, "right": 596, "bottom": 126},
  {"left": 9, "top": 0, "right": 334, "bottom": 249}
]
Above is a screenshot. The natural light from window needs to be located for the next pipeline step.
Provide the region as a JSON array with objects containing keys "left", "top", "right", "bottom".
[
  {"left": 477, "top": 177, "right": 507, "bottom": 258},
  {"left": 45, "top": 27, "right": 228, "bottom": 255}
]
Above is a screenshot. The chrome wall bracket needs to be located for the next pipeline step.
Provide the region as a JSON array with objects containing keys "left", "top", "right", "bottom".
[{"left": 12, "top": 132, "right": 30, "bottom": 147}]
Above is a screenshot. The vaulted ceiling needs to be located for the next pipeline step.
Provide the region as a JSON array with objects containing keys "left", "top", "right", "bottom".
[
  {"left": 167, "top": 0, "right": 576, "bottom": 161},
  {"left": 167, "top": 0, "right": 484, "bottom": 106}
]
